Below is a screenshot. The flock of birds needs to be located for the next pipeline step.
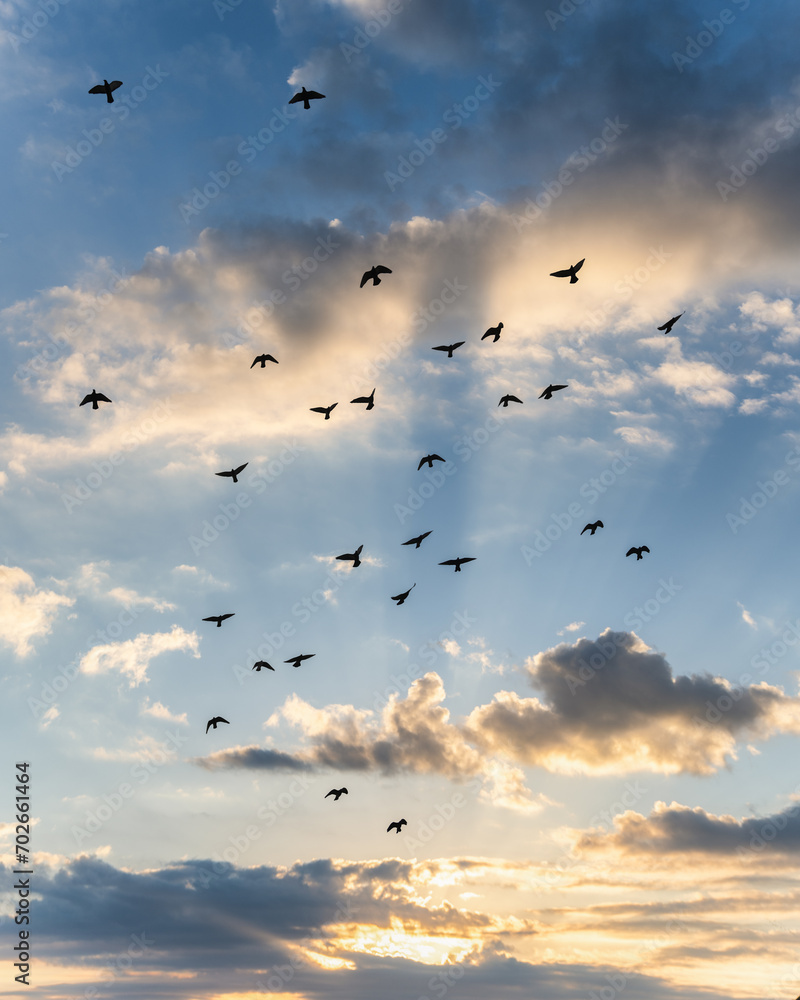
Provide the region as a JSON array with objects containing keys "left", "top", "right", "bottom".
[{"left": 80, "top": 76, "right": 685, "bottom": 835}]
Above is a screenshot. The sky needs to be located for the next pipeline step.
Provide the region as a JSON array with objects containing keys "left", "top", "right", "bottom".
[{"left": 2, "top": 0, "right": 800, "bottom": 998}]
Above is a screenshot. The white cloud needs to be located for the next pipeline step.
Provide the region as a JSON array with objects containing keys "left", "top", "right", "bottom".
[
  {"left": 80, "top": 626, "right": 200, "bottom": 686},
  {"left": 0, "top": 565, "right": 74, "bottom": 657}
]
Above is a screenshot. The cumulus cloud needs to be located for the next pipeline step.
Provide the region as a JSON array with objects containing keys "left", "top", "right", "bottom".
[
  {"left": 0, "top": 565, "right": 74, "bottom": 656},
  {"left": 79, "top": 626, "right": 200, "bottom": 686}
]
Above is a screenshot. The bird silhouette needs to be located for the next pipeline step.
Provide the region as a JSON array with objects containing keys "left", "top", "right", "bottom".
[
  {"left": 432, "top": 342, "right": 465, "bottom": 358},
  {"left": 402, "top": 530, "right": 432, "bottom": 548},
  {"left": 289, "top": 86, "right": 325, "bottom": 110},
  {"left": 203, "top": 614, "right": 235, "bottom": 627},
  {"left": 550, "top": 258, "right": 585, "bottom": 283},
  {"left": 206, "top": 716, "right": 229, "bottom": 732},
  {"left": 336, "top": 544, "right": 363, "bottom": 568},
  {"left": 387, "top": 818, "right": 407, "bottom": 833},
  {"left": 310, "top": 403, "right": 337, "bottom": 420},
  {"left": 360, "top": 265, "right": 392, "bottom": 288},
  {"left": 251, "top": 354, "right": 278, "bottom": 368},
  {"left": 89, "top": 80, "right": 122, "bottom": 103},
  {"left": 391, "top": 584, "right": 416, "bottom": 605},
  {"left": 539, "top": 384, "right": 568, "bottom": 400},
  {"left": 284, "top": 653, "right": 315, "bottom": 668},
  {"left": 351, "top": 388, "right": 375, "bottom": 410},
  {"left": 325, "top": 788, "right": 348, "bottom": 800},
  {"left": 216, "top": 463, "right": 248, "bottom": 483},
  {"left": 439, "top": 557, "right": 476, "bottom": 572},
  {"left": 252, "top": 661, "right": 275, "bottom": 671},
  {"left": 79, "top": 389, "right": 112, "bottom": 410},
  {"left": 418, "top": 454, "right": 445, "bottom": 470},
  {"left": 498, "top": 394, "right": 523, "bottom": 407},
  {"left": 581, "top": 520, "right": 604, "bottom": 535},
  {"left": 626, "top": 546, "right": 650, "bottom": 560},
  {"left": 658, "top": 313, "right": 684, "bottom": 334},
  {"left": 482, "top": 322, "right": 504, "bottom": 342}
]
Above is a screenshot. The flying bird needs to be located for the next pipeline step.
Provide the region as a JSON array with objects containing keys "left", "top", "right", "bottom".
[
  {"left": 252, "top": 661, "right": 275, "bottom": 671},
  {"left": 351, "top": 388, "right": 375, "bottom": 410},
  {"left": 203, "top": 614, "right": 235, "bottom": 627},
  {"left": 360, "top": 265, "right": 392, "bottom": 287},
  {"left": 284, "top": 653, "right": 315, "bottom": 668},
  {"left": 251, "top": 354, "right": 278, "bottom": 368},
  {"left": 391, "top": 584, "right": 416, "bottom": 606},
  {"left": 626, "top": 546, "right": 650, "bottom": 560},
  {"left": 418, "top": 454, "right": 445, "bottom": 470},
  {"left": 439, "top": 557, "right": 476, "bottom": 573},
  {"left": 581, "top": 520, "right": 604, "bottom": 535},
  {"left": 289, "top": 86, "right": 325, "bottom": 110},
  {"left": 89, "top": 79, "right": 122, "bottom": 103},
  {"left": 550, "top": 258, "right": 585, "bottom": 283},
  {"left": 387, "top": 818, "right": 407, "bottom": 834},
  {"left": 216, "top": 463, "right": 248, "bottom": 483},
  {"left": 498, "top": 394, "right": 523, "bottom": 407},
  {"left": 482, "top": 322, "right": 504, "bottom": 342},
  {"left": 336, "top": 544, "right": 363, "bottom": 568},
  {"left": 432, "top": 342, "right": 465, "bottom": 358},
  {"left": 206, "top": 716, "right": 229, "bottom": 732},
  {"left": 325, "top": 788, "right": 348, "bottom": 800},
  {"left": 310, "top": 403, "right": 337, "bottom": 420},
  {"left": 79, "top": 389, "right": 112, "bottom": 410},
  {"left": 539, "top": 384, "right": 568, "bottom": 400},
  {"left": 402, "top": 530, "right": 432, "bottom": 548},
  {"left": 658, "top": 313, "right": 684, "bottom": 334}
]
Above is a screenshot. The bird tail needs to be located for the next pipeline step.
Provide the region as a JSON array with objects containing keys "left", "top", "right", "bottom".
[
  {"left": 570, "top": 274, "right": 578, "bottom": 283},
  {"left": 107, "top": 93, "right": 113, "bottom": 104}
]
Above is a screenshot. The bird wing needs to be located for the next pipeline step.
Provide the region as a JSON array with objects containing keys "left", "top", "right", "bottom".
[
  {"left": 573, "top": 258, "right": 585, "bottom": 273},
  {"left": 432, "top": 345, "right": 449, "bottom": 352},
  {"left": 310, "top": 407, "right": 328, "bottom": 414},
  {"left": 429, "top": 454, "right": 444, "bottom": 463},
  {"left": 580, "top": 524, "right": 590, "bottom": 534},
  {"left": 325, "top": 790, "right": 335, "bottom": 798},
  {"left": 206, "top": 720, "right": 213, "bottom": 732},
  {"left": 373, "top": 266, "right": 391, "bottom": 275},
  {"left": 95, "top": 393, "right": 112, "bottom": 403},
  {"left": 359, "top": 270, "right": 371, "bottom": 287},
  {"left": 550, "top": 268, "right": 572, "bottom": 277},
  {"left": 387, "top": 822, "right": 397, "bottom": 832},
  {"left": 439, "top": 560, "right": 457, "bottom": 566},
  {"left": 459, "top": 558, "right": 476, "bottom": 564},
  {"left": 625, "top": 548, "right": 637, "bottom": 557},
  {"left": 596, "top": 521, "right": 604, "bottom": 528},
  {"left": 340, "top": 788, "right": 348, "bottom": 794},
  {"left": 391, "top": 591, "right": 406, "bottom": 601},
  {"left": 220, "top": 613, "right": 235, "bottom": 621},
  {"left": 351, "top": 395, "right": 370, "bottom": 403},
  {"left": 451, "top": 341, "right": 465, "bottom": 350},
  {"left": 264, "top": 355, "right": 278, "bottom": 363},
  {"left": 538, "top": 387, "right": 551, "bottom": 398},
  {"left": 288, "top": 92, "right": 303, "bottom": 104},
  {"left": 108, "top": 81, "right": 123, "bottom": 92},
  {"left": 218, "top": 717, "right": 229, "bottom": 724},
  {"left": 250, "top": 357, "right": 260, "bottom": 368},
  {"left": 641, "top": 546, "right": 650, "bottom": 553},
  {"left": 506, "top": 395, "right": 522, "bottom": 403},
  {"left": 88, "top": 85, "right": 107, "bottom": 94},
  {"left": 299, "top": 654, "right": 315, "bottom": 661},
  {"left": 551, "top": 384, "right": 568, "bottom": 391},
  {"left": 399, "top": 818, "right": 407, "bottom": 827},
  {"left": 233, "top": 463, "right": 248, "bottom": 476},
  {"left": 417, "top": 457, "right": 427, "bottom": 470},
  {"left": 215, "top": 470, "right": 233, "bottom": 478},
  {"left": 336, "top": 552, "right": 355, "bottom": 561},
  {"left": 329, "top": 403, "right": 338, "bottom": 411},
  {"left": 202, "top": 616, "right": 220, "bottom": 622},
  {"left": 79, "top": 394, "right": 93, "bottom": 405},
  {"left": 305, "top": 89, "right": 325, "bottom": 99}
]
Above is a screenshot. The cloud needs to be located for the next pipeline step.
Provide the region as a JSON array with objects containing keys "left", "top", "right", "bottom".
[
  {"left": 79, "top": 626, "right": 200, "bottom": 686},
  {"left": 464, "top": 629, "right": 800, "bottom": 775},
  {"left": 0, "top": 565, "right": 74, "bottom": 656}
]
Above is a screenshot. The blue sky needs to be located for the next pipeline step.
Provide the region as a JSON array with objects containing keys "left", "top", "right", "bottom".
[{"left": 3, "top": 1, "right": 800, "bottom": 998}]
